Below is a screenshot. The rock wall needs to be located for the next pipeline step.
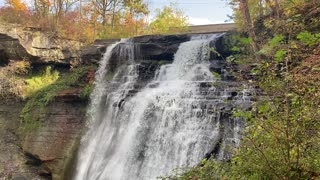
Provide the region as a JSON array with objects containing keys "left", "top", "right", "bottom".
[
  {"left": 0, "top": 96, "right": 86, "bottom": 179},
  {"left": 0, "top": 102, "right": 45, "bottom": 179},
  {"left": 22, "top": 98, "right": 86, "bottom": 180},
  {"left": 0, "top": 23, "right": 81, "bottom": 66}
]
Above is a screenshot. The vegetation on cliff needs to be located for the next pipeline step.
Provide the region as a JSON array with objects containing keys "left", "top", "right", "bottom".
[
  {"left": 166, "top": 0, "right": 320, "bottom": 179},
  {"left": 20, "top": 65, "right": 96, "bottom": 131}
]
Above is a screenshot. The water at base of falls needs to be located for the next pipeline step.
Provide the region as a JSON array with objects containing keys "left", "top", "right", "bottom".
[{"left": 74, "top": 35, "right": 246, "bottom": 180}]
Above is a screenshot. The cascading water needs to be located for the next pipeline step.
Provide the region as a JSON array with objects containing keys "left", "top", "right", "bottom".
[{"left": 74, "top": 35, "right": 249, "bottom": 180}]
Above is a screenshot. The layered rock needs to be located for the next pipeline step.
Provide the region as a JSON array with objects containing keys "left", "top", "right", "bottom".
[
  {"left": 0, "top": 102, "right": 45, "bottom": 179},
  {"left": 22, "top": 98, "right": 86, "bottom": 180},
  {"left": 0, "top": 23, "right": 81, "bottom": 65}
]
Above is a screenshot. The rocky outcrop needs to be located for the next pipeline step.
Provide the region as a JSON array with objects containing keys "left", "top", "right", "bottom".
[
  {"left": 132, "top": 34, "right": 190, "bottom": 60},
  {"left": 0, "top": 23, "right": 81, "bottom": 66},
  {"left": 80, "top": 39, "right": 120, "bottom": 64}
]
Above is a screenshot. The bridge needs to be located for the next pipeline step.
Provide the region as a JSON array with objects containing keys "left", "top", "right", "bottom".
[{"left": 172, "top": 23, "right": 236, "bottom": 34}]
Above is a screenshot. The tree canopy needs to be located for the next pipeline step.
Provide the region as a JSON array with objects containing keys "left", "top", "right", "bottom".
[{"left": 0, "top": 0, "right": 189, "bottom": 42}]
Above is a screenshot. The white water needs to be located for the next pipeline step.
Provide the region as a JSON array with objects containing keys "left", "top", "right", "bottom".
[{"left": 74, "top": 35, "right": 244, "bottom": 180}]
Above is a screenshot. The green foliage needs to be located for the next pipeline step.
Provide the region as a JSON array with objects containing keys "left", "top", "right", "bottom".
[
  {"left": 229, "top": 97, "right": 320, "bottom": 179},
  {"left": 160, "top": 159, "right": 229, "bottom": 180},
  {"left": 148, "top": 3, "right": 189, "bottom": 34},
  {"left": 297, "top": 32, "right": 320, "bottom": 47},
  {"left": 80, "top": 83, "right": 93, "bottom": 100},
  {"left": 23, "top": 66, "right": 59, "bottom": 98},
  {"left": 209, "top": 47, "right": 225, "bottom": 60},
  {"left": 274, "top": 49, "right": 287, "bottom": 63},
  {"left": 233, "top": 110, "right": 252, "bottom": 119},
  {"left": 20, "top": 65, "right": 94, "bottom": 131},
  {"left": 259, "top": 35, "right": 285, "bottom": 56},
  {"left": 212, "top": 72, "right": 221, "bottom": 79}
]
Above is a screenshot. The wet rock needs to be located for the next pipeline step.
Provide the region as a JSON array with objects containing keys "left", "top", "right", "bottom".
[
  {"left": 80, "top": 39, "right": 120, "bottom": 64},
  {"left": 132, "top": 34, "right": 190, "bottom": 61}
]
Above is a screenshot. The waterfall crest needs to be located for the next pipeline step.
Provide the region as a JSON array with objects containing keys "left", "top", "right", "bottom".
[{"left": 74, "top": 35, "right": 247, "bottom": 180}]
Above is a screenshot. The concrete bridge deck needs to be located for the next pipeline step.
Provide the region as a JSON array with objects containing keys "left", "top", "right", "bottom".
[{"left": 181, "top": 23, "right": 236, "bottom": 34}]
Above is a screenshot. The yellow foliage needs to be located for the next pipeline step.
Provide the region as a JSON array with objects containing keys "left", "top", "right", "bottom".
[
  {"left": 6, "top": 0, "right": 28, "bottom": 12},
  {"left": 23, "top": 66, "right": 59, "bottom": 98}
]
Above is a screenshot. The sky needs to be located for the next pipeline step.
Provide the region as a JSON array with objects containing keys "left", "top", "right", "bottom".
[
  {"left": 148, "top": 0, "right": 233, "bottom": 25},
  {"left": 0, "top": 0, "right": 233, "bottom": 25}
]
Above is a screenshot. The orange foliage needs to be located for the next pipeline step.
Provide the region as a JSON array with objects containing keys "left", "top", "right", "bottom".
[{"left": 6, "top": 0, "right": 28, "bottom": 12}]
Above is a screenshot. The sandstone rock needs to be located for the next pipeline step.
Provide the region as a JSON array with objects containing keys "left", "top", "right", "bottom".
[
  {"left": 57, "top": 88, "right": 82, "bottom": 102},
  {"left": 0, "top": 103, "right": 46, "bottom": 179},
  {"left": 22, "top": 101, "right": 86, "bottom": 180},
  {"left": 0, "top": 23, "right": 82, "bottom": 65}
]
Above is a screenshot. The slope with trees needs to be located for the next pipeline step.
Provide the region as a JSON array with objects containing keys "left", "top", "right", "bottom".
[{"left": 165, "top": 0, "right": 320, "bottom": 179}]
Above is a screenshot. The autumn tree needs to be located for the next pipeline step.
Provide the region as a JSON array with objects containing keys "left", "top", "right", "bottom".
[
  {"left": 52, "top": 0, "right": 79, "bottom": 18},
  {"left": 0, "top": 0, "right": 29, "bottom": 23},
  {"left": 6, "top": 0, "right": 28, "bottom": 12},
  {"left": 148, "top": 3, "right": 188, "bottom": 34},
  {"left": 33, "top": 0, "right": 51, "bottom": 17}
]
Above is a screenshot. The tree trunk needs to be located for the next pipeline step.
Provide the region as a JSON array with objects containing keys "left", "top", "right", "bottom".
[{"left": 239, "top": 0, "right": 260, "bottom": 58}]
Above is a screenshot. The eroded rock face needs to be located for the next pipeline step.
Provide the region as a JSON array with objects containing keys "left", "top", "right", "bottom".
[
  {"left": 0, "top": 23, "right": 81, "bottom": 65},
  {"left": 0, "top": 102, "right": 46, "bottom": 179},
  {"left": 22, "top": 98, "right": 86, "bottom": 180}
]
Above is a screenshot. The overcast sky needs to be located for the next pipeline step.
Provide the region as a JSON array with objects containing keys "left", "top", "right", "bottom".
[{"left": 0, "top": 0, "right": 233, "bottom": 25}]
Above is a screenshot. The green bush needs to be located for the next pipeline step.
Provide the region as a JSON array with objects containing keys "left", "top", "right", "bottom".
[
  {"left": 20, "top": 65, "right": 96, "bottom": 131},
  {"left": 297, "top": 31, "right": 320, "bottom": 47},
  {"left": 23, "top": 66, "right": 59, "bottom": 98}
]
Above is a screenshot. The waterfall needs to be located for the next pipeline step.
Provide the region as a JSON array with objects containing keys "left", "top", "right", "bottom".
[{"left": 74, "top": 35, "right": 247, "bottom": 180}]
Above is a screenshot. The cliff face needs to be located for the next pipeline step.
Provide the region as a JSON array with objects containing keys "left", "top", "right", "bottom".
[
  {"left": 0, "top": 102, "right": 44, "bottom": 179},
  {"left": 0, "top": 99, "right": 86, "bottom": 179},
  {"left": 0, "top": 24, "right": 241, "bottom": 180},
  {"left": 0, "top": 22, "right": 81, "bottom": 66}
]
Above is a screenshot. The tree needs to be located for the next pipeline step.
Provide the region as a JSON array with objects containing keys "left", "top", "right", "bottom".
[
  {"left": 52, "top": 0, "right": 79, "bottom": 18},
  {"left": 34, "top": 0, "right": 51, "bottom": 17},
  {"left": 6, "top": 0, "right": 28, "bottom": 12},
  {"left": 91, "top": 0, "right": 118, "bottom": 25},
  {"left": 238, "top": 0, "right": 259, "bottom": 56},
  {"left": 148, "top": 3, "right": 188, "bottom": 34}
]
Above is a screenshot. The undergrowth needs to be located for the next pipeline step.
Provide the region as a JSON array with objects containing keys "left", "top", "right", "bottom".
[{"left": 20, "top": 65, "right": 96, "bottom": 132}]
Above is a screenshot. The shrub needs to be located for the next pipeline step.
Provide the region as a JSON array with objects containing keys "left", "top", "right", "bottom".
[
  {"left": 20, "top": 65, "right": 96, "bottom": 131},
  {"left": 23, "top": 66, "right": 59, "bottom": 98},
  {"left": 0, "top": 60, "right": 30, "bottom": 102}
]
